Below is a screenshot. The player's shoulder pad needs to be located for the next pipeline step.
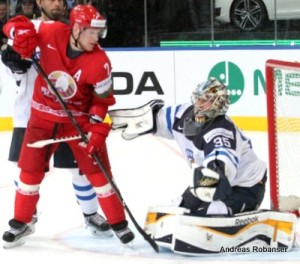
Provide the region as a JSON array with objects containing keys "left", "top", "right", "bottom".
[{"left": 175, "top": 102, "right": 193, "bottom": 119}]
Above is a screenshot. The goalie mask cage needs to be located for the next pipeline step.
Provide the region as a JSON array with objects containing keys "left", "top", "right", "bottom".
[{"left": 266, "top": 59, "right": 300, "bottom": 215}]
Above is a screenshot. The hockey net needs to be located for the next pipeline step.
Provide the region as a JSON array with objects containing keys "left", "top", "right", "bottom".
[{"left": 266, "top": 59, "right": 300, "bottom": 215}]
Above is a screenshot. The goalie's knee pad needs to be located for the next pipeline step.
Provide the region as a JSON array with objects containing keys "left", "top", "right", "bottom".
[
  {"left": 207, "top": 201, "right": 228, "bottom": 215},
  {"left": 180, "top": 187, "right": 209, "bottom": 215},
  {"left": 180, "top": 188, "right": 229, "bottom": 216}
]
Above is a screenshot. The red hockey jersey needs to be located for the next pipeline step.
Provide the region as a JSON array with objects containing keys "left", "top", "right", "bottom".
[{"left": 30, "top": 20, "right": 115, "bottom": 123}]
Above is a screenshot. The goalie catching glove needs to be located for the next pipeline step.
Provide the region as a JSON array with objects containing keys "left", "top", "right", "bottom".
[
  {"left": 190, "top": 161, "right": 231, "bottom": 202},
  {"left": 79, "top": 122, "right": 110, "bottom": 156},
  {"left": 108, "top": 99, "right": 164, "bottom": 140},
  {"left": 3, "top": 15, "right": 38, "bottom": 59}
]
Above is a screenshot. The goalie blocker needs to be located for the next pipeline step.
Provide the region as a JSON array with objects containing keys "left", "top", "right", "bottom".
[{"left": 144, "top": 206, "right": 297, "bottom": 256}]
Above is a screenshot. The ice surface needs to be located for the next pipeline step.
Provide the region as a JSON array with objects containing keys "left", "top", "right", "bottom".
[{"left": 1, "top": 131, "right": 300, "bottom": 263}]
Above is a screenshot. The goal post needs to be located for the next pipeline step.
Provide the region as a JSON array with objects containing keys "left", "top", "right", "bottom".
[{"left": 266, "top": 59, "right": 300, "bottom": 214}]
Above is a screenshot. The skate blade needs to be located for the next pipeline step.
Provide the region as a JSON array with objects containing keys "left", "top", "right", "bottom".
[
  {"left": 122, "top": 240, "right": 134, "bottom": 250},
  {"left": 3, "top": 237, "right": 26, "bottom": 249},
  {"left": 90, "top": 228, "right": 114, "bottom": 238}
]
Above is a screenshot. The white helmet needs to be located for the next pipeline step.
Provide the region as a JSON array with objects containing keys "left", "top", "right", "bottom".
[{"left": 191, "top": 77, "right": 229, "bottom": 122}]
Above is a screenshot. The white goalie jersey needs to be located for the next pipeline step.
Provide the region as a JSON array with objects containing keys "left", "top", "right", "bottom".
[{"left": 154, "top": 102, "right": 267, "bottom": 188}]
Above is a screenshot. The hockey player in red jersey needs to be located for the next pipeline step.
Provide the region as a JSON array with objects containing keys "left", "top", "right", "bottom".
[
  {"left": 1, "top": 0, "right": 112, "bottom": 240},
  {"left": 2, "top": 4, "right": 134, "bottom": 248}
]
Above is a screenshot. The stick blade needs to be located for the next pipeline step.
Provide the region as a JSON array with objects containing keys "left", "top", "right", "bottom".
[{"left": 27, "top": 135, "right": 82, "bottom": 148}]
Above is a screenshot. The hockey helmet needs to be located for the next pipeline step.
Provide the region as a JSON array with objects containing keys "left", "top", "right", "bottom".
[
  {"left": 191, "top": 77, "right": 229, "bottom": 122},
  {"left": 70, "top": 4, "right": 107, "bottom": 38}
]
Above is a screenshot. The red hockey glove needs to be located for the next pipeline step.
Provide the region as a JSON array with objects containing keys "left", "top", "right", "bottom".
[
  {"left": 79, "top": 122, "right": 110, "bottom": 156},
  {"left": 3, "top": 15, "right": 38, "bottom": 59}
]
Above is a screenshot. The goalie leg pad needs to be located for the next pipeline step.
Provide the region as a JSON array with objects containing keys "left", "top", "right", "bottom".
[{"left": 144, "top": 206, "right": 297, "bottom": 256}]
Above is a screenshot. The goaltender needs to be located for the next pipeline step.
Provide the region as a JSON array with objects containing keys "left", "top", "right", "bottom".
[{"left": 109, "top": 77, "right": 297, "bottom": 255}]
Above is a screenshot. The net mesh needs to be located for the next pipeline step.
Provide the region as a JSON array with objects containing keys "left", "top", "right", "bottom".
[{"left": 273, "top": 67, "right": 300, "bottom": 211}]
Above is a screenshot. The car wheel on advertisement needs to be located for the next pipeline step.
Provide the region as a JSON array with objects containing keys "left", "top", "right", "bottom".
[{"left": 230, "top": 0, "right": 267, "bottom": 31}]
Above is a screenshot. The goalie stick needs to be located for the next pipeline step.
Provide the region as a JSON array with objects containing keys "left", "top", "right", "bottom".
[
  {"left": 31, "top": 56, "right": 159, "bottom": 253},
  {"left": 27, "top": 135, "right": 82, "bottom": 148}
]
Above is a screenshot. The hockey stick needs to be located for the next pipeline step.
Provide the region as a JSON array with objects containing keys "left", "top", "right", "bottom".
[
  {"left": 31, "top": 57, "right": 159, "bottom": 253},
  {"left": 27, "top": 135, "right": 82, "bottom": 148}
]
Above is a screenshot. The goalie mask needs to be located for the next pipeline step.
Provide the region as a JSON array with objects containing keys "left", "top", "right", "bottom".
[
  {"left": 193, "top": 77, "right": 229, "bottom": 121},
  {"left": 183, "top": 78, "right": 229, "bottom": 136}
]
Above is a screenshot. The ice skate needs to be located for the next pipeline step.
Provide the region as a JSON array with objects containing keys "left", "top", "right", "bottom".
[
  {"left": 3, "top": 219, "right": 36, "bottom": 249},
  {"left": 85, "top": 213, "right": 113, "bottom": 237},
  {"left": 112, "top": 220, "right": 135, "bottom": 245}
]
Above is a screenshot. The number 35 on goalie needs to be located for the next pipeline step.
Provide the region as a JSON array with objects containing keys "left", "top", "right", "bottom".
[{"left": 144, "top": 206, "right": 297, "bottom": 256}]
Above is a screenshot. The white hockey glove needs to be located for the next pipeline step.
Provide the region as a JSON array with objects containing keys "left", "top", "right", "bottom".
[
  {"left": 108, "top": 99, "right": 164, "bottom": 140},
  {"left": 190, "top": 163, "right": 231, "bottom": 202}
]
